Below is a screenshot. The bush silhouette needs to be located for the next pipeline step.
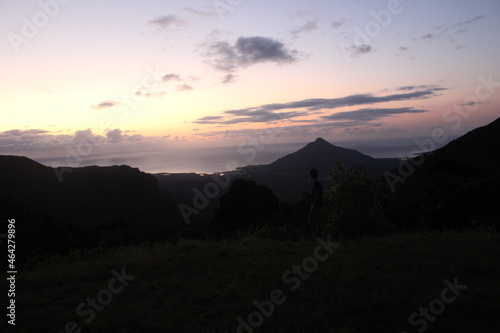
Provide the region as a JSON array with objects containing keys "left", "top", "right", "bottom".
[
  {"left": 416, "top": 161, "right": 500, "bottom": 231},
  {"left": 325, "top": 164, "right": 390, "bottom": 237},
  {"left": 214, "top": 179, "right": 279, "bottom": 232}
]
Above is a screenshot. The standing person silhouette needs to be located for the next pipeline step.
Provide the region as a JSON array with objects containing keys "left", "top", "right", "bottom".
[{"left": 308, "top": 168, "right": 323, "bottom": 238}]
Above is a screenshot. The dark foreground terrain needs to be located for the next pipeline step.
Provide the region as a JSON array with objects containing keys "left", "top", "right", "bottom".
[{"left": 9, "top": 231, "right": 500, "bottom": 333}]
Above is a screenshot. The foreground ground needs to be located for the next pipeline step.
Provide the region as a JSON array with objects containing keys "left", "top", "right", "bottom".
[{"left": 7, "top": 231, "right": 500, "bottom": 333}]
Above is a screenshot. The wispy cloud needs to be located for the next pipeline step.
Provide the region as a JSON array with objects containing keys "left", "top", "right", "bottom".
[
  {"left": 454, "top": 15, "right": 485, "bottom": 28},
  {"left": 193, "top": 86, "right": 446, "bottom": 125},
  {"left": 162, "top": 74, "right": 181, "bottom": 82},
  {"left": 91, "top": 101, "right": 119, "bottom": 110},
  {"left": 412, "top": 15, "right": 486, "bottom": 47},
  {"left": 291, "top": 21, "right": 319, "bottom": 38},
  {"left": 134, "top": 90, "right": 166, "bottom": 99},
  {"left": 322, "top": 107, "right": 428, "bottom": 122},
  {"left": 413, "top": 33, "right": 436, "bottom": 41},
  {"left": 396, "top": 85, "right": 439, "bottom": 91},
  {"left": 332, "top": 20, "right": 345, "bottom": 29},
  {"left": 459, "top": 101, "right": 485, "bottom": 107},
  {"left": 194, "top": 110, "right": 307, "bottom": 125},
  {"left": 0, "top": 129, "right": 57, "bottom": 151},
  {"left": 0, "top": 129, "right": 49, "bottom": 137},
  {"left": 148, "top": 15, "right": 185, "bottom": 29},
  {"left": 182, "top": 6, "right": 218, "bottom": 18},
  {"left": 0, "top": 128, "right": 155, "bottom": 156},
  {"left": 193, "top": 120, "right": 382, "bottom": 141},
  {"left": 194, "top": 116, "right": 224, "bottom": 124},
  {"left": 343, "top": 44, "right": 375, "bottom": 57},
  {"left": 221, "top": 73, "right": 237, "bottom": 84},
  {"left": 177, "top": 84, "right": 193, "bottom": 91}
]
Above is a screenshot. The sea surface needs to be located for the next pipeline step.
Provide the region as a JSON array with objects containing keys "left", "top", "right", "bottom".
[{"left": 33, "top": 138, "right": 448, "bottom": 175}]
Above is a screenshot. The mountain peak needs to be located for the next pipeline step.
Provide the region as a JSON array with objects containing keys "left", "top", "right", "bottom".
[
  {"left": 313, "top": 137, "right": 329, "bottom": 144},
  {"left": 242, "top": 136, "right": 380, "bottom": 176},
  {"left": 306, "top": 137, "right": 332, "bottom": 149}
]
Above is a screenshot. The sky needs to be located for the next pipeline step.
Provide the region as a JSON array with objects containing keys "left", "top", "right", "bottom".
[{"left": 1, "top": 0, "right": 500, "bottom": 171}]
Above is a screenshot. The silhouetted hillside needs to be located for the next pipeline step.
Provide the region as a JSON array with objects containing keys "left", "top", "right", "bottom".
[
  {"left": 428, "top": 117, "right": 500, "bottom": 170},
  {"left": 0, "top": 156, "right": 182, "bottom": 231},
  {"left": 385, "top": 117, "right": 500, "bottom": 230},
  {"left": 257, "top": 138, "right": 373, "bottom": 174},
  {"left": 240, "top": 138, "right": 399, "bottom": 203},
  {"left": 388, "top": 117, "right": 500, "bottom": 201},
  {"left": 0, "top": 155, "right": 59, "bottom": 202},
  {"left": 243, "top": 138, "right": 398, "bottom": 177}
]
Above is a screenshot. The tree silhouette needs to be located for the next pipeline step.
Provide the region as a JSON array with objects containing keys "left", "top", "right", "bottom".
[
  {"left": 416, "top": 161, "right": 500, "bottom": 230},
  {"left": 325, "top": 164, "right": 389, "bottom": 237},
  {"left": 214, "top": 179, "right": 279, "bottom": 232}
]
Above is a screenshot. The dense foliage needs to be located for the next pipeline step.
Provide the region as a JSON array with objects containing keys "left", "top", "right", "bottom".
[{"left": 324, "top": 164, "right": 391, "bottom": 237}]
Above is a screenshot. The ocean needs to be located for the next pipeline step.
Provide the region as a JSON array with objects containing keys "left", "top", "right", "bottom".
[
  {"left": 35, "top": 143, "right": 303, "bottom": 174},
  {"left": 32, "top": 138, "right": 445, "bottom": 175}
]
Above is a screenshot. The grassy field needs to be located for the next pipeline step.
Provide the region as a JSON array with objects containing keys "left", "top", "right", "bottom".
[{"left": 8, "top": 231, "right": 500, "bottom": 333}]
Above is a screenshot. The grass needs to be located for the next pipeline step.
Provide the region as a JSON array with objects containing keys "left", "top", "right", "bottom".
[{"left": 8, "top": 231, "right": 500, "bottom": 333}]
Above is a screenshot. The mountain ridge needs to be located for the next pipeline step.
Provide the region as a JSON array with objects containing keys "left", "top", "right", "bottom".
[
  {"left": 427, "top": 117, "right": 500, "bottom": 170},
  {"left": 241, "top": 137, "right": 397, "bottom": 177},
  {"left": 0, "top": 157, "right": 181, "bottom": 230},
  {"left": 238, "top": 137, "right": 400, "bottom": 203},
  {"left": 387, "top": 116, "right": 500, "bottom": 202}
]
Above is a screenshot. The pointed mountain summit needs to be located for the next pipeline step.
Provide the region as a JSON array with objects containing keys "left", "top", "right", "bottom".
[
  {"left": 243, "top": 137, "right": 392, "bottom": 178},
  {"left": 240, "top": 138, "right": 399, "bottom": 203},
  {"left": 263, "top": 137, "right": 377, "bottom": 176}
]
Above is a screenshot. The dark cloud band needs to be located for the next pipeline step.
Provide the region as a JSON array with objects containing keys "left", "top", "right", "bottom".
[{"left": 193, "top": 86, "right": 445, "bottom": 125}]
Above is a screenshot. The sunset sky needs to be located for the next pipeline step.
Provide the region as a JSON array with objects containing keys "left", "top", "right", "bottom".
[{"left": 1, "top": 0, "right": 499, "bottom": 170}]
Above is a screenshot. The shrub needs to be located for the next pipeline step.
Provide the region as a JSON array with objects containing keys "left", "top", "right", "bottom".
[
  {"left": 214, "top": 179, "right": 280, "bottom": 232},
  {"left": 325, "top": 164, "right": 391, "bottom": 237}
]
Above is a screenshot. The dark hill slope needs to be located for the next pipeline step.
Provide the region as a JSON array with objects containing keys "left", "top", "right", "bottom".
[
  {"left": 386, "top": 117, "right": 500, "bottom": 229},
  {"left": 388, "top": 117, "right": 500, "bottom": 201},
  {"left": 0, "top": 156, "right": 181, "bottom": 230},
  {"left": 0, "top": 155, "right": 59, "bottom": 203},
  {"left": 240, "top": 138, "right": 399, "bottom": 203},
  {"left": 260, "top": 138, "right": 379, "bottom": 175},
  {"left": 427, "top": 117, "right": 500, "bottom": 170}
]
